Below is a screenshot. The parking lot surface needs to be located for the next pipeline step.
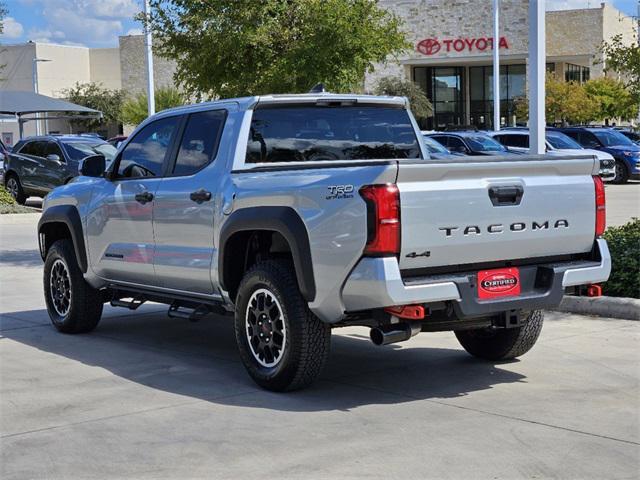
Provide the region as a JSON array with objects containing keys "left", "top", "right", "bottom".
[{"left": 1, "top": 211, "right": 639, "bottom": 479}]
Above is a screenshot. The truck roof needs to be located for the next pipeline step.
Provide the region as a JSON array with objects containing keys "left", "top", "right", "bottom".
[{"left": 156, "top": 93, "right": 409, "bottom": 118}]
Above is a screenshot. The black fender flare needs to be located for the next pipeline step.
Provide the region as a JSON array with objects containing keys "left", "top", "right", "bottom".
[
  {"left": 38, "top": 205, "right": 88, "bottom": 273},
  {"left": 218, "top": 206, "right": 316, "bottom": 302}
]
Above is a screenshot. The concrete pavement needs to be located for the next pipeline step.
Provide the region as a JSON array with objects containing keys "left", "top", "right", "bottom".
[{"left": 1, "top": 213, "right": 639, "bottom": 479}]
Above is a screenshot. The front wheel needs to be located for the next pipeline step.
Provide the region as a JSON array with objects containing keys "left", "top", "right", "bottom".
[
  {"left": 234, "top": 260, "right": 331, "bottom": 392},
  {"left": 455, "top": 310, "right": 543, "bottom": 361},
  {"left": 612, "top": 160, "right": 629, "bottom": 184},
  {"left": 43, "top": 239, "right": 103, "bottom": 333},
  {"left": 5, "top": 174, "right": 27, "bottom": 205}
]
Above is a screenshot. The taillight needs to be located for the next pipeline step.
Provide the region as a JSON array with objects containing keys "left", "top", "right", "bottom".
[
  {"left": 593, "top": 175, "right": 606, "bottom": 237},
  {"left": 359, "top": 184, "right": 400, "bottom": 256}
]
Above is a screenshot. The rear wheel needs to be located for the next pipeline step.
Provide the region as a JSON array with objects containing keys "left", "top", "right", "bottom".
[
  {"left": 44, "top": 239, "right": 103, "bottom": 333},
  {"left": 612, "top": 160, "right": 629, "bottom": 184},
  {"left": 455, "top": 310, "right": 543, "bottom": 360},
  {"left": 234, "top": 259, "right": 331, "bottom": 391},
  {"left": 5, "top": 174, "right": 27, "bottom": 205}
]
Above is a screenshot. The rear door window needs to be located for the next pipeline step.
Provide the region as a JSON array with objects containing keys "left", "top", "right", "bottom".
[
  {"left": 246, "top": 106, "right": 421, "bottom": 163},
  {"left": 172, "top": 110, "right": 226, "bottom": 176},
  {"left": 20, "top": 141, "right": 46, "bottom": 157}
]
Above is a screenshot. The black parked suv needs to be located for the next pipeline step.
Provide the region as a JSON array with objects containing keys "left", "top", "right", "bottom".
[
  {"left": 4, "top": 135, "right": 117, "bottom": 204},
  {"left": 427, "top": 131, "right": 518, "bottom": 156}
]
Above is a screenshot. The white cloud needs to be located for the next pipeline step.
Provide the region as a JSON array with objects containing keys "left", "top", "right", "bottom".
[
  {"left": 92, "top": 0, "right": 140, "bottom": 19},
  {"left": 126, "top": 28, "right": 143, "bottom": 36},
  {"left": 545, "top": 0, "right": 611, "bottom": 10},
  {"left": 19, "top": 0, "right": 142, "bottom": 47},
  {"left": 1, "top": 16, "right": 25, "bottom": 39}
]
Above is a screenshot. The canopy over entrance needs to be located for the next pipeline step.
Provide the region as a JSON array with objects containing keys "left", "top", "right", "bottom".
[{"left": 0, "top": 90, "right": 102, "bottom": 139}]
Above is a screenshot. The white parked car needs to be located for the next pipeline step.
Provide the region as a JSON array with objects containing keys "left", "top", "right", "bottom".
[{"left": 489, "top": 129, "right": 615, "bottom": 179}]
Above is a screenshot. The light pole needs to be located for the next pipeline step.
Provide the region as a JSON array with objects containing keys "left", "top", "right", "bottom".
[
  {"left": 492, "top": 0, "right": 500, "bottom": 131},
  {"left": 32, "top": 57, "right": 51, "bottom": 136},
  {"left": 528, "top": 0, "right": 546, "bottom": 154},
  {"left": 144, "top": 0, "right": 156, "bottom": 117}
]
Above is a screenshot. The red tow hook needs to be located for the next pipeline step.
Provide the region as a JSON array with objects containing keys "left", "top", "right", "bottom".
[
  {"left": 586, "top": 284, "right": 602, "bottom": 297},
  {"left": 384, "top": 305, "right": 425, "bottom": 320}
]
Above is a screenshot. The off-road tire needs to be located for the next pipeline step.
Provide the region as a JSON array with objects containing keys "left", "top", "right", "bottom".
[
  {"left": 455, "top": 310, "right": 544, "bottom": 360},
  {"left": 44, "top": 239, "right": 103, "bottom": 333},
  {"left": 234, "top": 259, "right": 331, "bottom": 392},
  {"left": 612, "top": 160, "right": 629, "bottom": 184},
  {"left": 5, "top": 173, "right": 27, "bottom": 205}
]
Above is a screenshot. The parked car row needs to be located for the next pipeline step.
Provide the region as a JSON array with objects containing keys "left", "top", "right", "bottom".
[
  {"left": 422, "top": 126, "right": 636, "bottom": 182},
  {"left": 3, "top": 135, "right": 117, "bottom": 204}
]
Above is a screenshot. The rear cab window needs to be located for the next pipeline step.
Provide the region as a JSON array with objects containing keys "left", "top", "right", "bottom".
[{"left": 245, "top": 105, "right": 422, "bottom": 164}]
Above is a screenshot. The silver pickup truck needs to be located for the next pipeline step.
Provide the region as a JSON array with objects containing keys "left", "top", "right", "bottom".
[{"left": 38, "top": 94, "right": 611, "bottom": 391}]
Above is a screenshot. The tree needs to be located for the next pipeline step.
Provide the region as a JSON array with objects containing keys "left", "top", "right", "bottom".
[
  {"left": 140, "top": 0, "right": 409, "bottom": 98},
  {"left": 61, "top": 82, "right": 125, "bottom": 131},
  {"left": 120, "top": 86, "right": 186, "bottom": 126},
  {"left": 584, "top": 77, "right": 639, "bottom": 123},
  {"left": 601, "top": 34, "right": 640, "bottom": 97},
  {"left": 513, "top": 74, "right": 598, "bottom": 125},
  {"left": 374, "top": 76, "right": 432, "bottom": 123}
]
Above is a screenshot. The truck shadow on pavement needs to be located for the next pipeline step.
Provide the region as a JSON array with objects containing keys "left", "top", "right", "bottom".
[
  {"left": 0, "top": 249, "right": 42, "bottom": 268},
  {"left": 1, "top": 307, "right": 527, "bottom": 411}
]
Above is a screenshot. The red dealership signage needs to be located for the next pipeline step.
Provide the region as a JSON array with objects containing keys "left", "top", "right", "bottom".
[{"left": 416, "top": 36, "right": 509, "bottom": 56}]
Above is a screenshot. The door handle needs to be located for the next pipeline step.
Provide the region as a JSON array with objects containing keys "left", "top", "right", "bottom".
[
  {"left": 190, "top": 188, "right": 212, "bottom": 204},
  {"left": 135, "top": 191, "right": 154, "bottom": 204},
  {"left": 488, "top": 185, "right": 523, "bottom": 206}
]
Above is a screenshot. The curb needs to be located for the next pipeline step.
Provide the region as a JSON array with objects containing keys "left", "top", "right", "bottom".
[{"left": 552, "top": 295, "right": 640, "bottom": 320}]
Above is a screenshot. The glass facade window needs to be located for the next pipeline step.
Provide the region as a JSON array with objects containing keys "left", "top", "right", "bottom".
[
  {"left": 565, "top": 63, "right": 590, "bottom": 83},
  {"left": 468, "top": 64, "right": 525, "bottom": 130},
  {"left": 413, "top": 67, "right": 464, "bottom": 130}
]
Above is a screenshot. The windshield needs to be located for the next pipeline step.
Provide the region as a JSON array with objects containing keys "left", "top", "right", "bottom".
[
  {"left": 465, "top": 135, "right": 507, "bottom": 152},
  {"left": 63, "top": 141, "right": 118, "bottom": 162},
  {"left": 246, "top": 106, "right": 422, "bottom": 163},
  {"left": 422, "top": 136, "right": 449, "bottom": 154},
  {"left": 546, "top": 131, "right": 582, "bottom": 150},
  {"left": 592, "top": 129, "right": 635, "bottom": 147}
]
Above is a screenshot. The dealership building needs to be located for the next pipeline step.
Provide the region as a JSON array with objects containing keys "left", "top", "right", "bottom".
[
  {"left": 0, "top": 1, "right": 637, "bottom": 144},
  {"left": 366, "top": 0, "right": 638, "bottom": 130}
]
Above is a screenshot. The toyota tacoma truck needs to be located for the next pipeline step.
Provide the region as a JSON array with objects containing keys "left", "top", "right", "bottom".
[{"left": 38, "top": 94, "right": 611, "bottom": 391}]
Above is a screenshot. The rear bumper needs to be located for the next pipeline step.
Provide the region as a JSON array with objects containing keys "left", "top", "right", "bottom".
[{"left": 341, "top": 239, "right": 611, "bottom": 318}]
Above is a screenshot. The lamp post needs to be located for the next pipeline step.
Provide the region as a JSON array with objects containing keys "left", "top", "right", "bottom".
[
  {"left": 528, "top": 0, "right": 545, "bottom": 154},
  {"left": 492, "top": 0, "right": 500, "bottom": 131},
  {"left": 143, "top": 0, "right": 156, "bottom": 117},
  {"left": 32, "top": 57, "right": 51, "bottom": 136}
]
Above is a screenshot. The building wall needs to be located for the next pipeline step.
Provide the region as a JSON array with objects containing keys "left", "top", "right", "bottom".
[
  {"left": 89, "top": 48, "right": 122, "bottom": 90},
  {"left": 366, "top": 0, "right": 530, "bottom": 90},
  {"left": 119, "top": 35, "right": 177, "bottom": 96},
  {"left": 34, "top": 43, "right": 91, "bottom": 97},
  {"left": 0, "top": 43, "right": 37, "bottom": 92}
]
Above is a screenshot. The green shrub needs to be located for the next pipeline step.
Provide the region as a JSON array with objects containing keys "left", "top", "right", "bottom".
[
  {"left": 0, "top": 185, "right": 16, "bottom": 206},
  {"left": 602, "top": 218, "right": 640, "bottom": 298}
]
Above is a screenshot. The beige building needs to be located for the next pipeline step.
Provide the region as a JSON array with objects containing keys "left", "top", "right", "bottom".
[
  {"left": 0, "top": 2, "right": 636, "bottom": 144},
  {"left": 0, "top": 41, "right": 121, "bottom": 143},
  {"left": 367, "top": 1, "right": 638, "bottom": 129}
]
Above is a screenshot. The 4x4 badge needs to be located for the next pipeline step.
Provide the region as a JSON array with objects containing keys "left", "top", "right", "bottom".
[{"left": 406, "top": 251, "right": 430, "bottom": 258}]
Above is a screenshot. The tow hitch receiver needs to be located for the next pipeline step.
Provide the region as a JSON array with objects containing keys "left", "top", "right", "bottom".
[{"left": 384, "top": 304, "right": 425, "bottom": 320}]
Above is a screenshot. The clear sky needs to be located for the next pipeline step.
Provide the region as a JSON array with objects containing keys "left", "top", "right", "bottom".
[{"left": 1, "top": 0, "right": 638, "bottom": 48}]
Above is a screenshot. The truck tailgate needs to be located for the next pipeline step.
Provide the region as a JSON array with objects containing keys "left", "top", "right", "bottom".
[{"left": 397, "top": 156, "right": 597, "bottom": 271}]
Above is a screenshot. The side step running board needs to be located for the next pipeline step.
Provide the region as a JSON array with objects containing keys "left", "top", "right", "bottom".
[
  {"left": 167, "top": 303, "right": 217, "bottom": 322},
  {"left": 110, "top": 296, "right": 146, "bottom": 310}
]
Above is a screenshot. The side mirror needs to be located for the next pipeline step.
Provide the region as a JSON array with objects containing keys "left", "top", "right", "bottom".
[
  {"left": 79, "top": 154, "right": 106, "bottom": 178},
  {"left": 46, "top": 154, "right": 61, "bottom": 162}
]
